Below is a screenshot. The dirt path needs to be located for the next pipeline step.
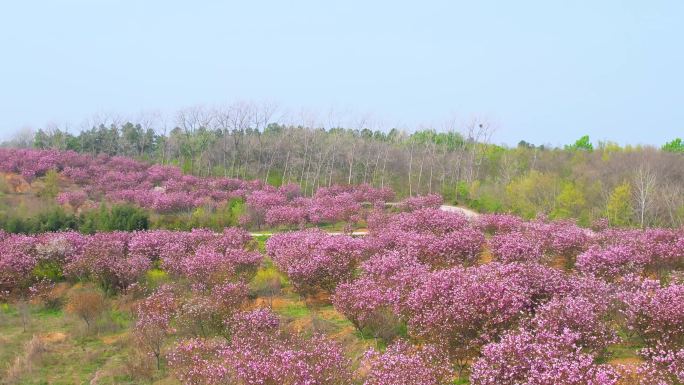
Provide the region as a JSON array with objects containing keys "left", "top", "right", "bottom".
[{"left": 439, "top": 204, "right": 480, "bottom": 218}]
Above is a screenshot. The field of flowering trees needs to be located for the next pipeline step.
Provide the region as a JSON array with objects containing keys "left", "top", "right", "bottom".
[
  {"left": 1, "top": 149, "right": 683, "bottom": 384},
  {"left": 0, "top": 148, "right": 395, "bottom": 228}
]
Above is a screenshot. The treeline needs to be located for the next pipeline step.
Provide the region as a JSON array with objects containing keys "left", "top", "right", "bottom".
[{"left": 11, "top": 103, "right": 684, "bottom": 227}]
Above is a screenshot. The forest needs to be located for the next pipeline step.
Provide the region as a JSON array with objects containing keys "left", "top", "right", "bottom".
[
  {"left": 11, "top": 103, "right": 684, "bottom": 228},
  {"left": 0, "top": 138, "right": 682, "bottom": 384}
]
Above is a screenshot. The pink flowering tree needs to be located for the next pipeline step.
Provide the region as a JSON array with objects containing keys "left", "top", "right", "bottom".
[
  {"left": 476, "top": 214, "right": 524, "bottom": 235},
  {"left": 363, "top": 340, "right": 453, "bottom": 385},
  {"left": 174, "top": 246, "right": 262, "bottom": 287},
  {"left": 638, "top": 345, "right": 684, "bottom": 385},
  {"left": 397, "top": 194, "right": 443, "bottom": 212},
  {"left": 333, "top": 251, "right": 429, "bottom": 339},
  {"left": 385, "top": 208, "right": 470, "bottom": 235},
  {"left": 133, "top": 285, "right": 178, "bottom": 370},
  {"left": 64, "top": 232, "right": 150, "bottom": 293},
  {"left": 544, "top": 220, "right": 592, "bottom": 266},
  {"left": 243, "top": 190, "right": 287, "bottom": 229},
  {"left": 176, "top": 282, "right": 249, "bottom": 337},
  {"left": 266, "top": 229, "right": 365, "bottom": 298},
  {"left": 368, "top": 208, "right": 484, "bottom": 268},
  {"left": 531, "top": 295, "right": 619, "bottom": 355},
  {"left": 621, "top": 283, "right": 684, "bottom": 350},
  {"left": 0, "top": 234, "right": 38, "bottom": 296},
  {"left": 56, "top": 190, "right": 88, "bottom": 210},
  {"left": 470, "top": 329, "right": 620, "bottom": 385},
  {"left": 422, "top": 229, "right": 486, "bottom": 268},
  {"left": 407, "top": 266, "right": 531, "bottom": 375},
  {"left": 576, "top": 245, "right": 650, "bottom": 281},
  {"left": 265, "top": 205, "right": 308, "bottom": 228},
  {"left": 307, "top": 193, "right": 362, "bottom": 225},
  {"left": 638, "top": 229, "right": 684, "bottom": 278},
  {"left": 166, "top": 337, "right": 229, "bottom": 385},
  {"left": 489, "top": 231, "right": 544, "bottom": 264},
  {"left": 168, "top": 308, "right": 353, "bottom": 385}
]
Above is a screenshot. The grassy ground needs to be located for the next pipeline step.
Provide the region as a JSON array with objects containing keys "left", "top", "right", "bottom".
[
  {"left": 0, "top": 191, "right": 645, "bottom": 384},
  {"left": 0, "top": 298, "right": 177, "bottom": 385},
  {"left": 0, "top": 259, "right": 375, "bottom": 385}
]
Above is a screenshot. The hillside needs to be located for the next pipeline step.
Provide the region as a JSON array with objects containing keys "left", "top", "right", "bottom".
[
  {"left": 21, "top": 115, "right": 684, "bottom": 228},
  {"left": 0, "top": 148, "right": 683, "bottom": 385}
]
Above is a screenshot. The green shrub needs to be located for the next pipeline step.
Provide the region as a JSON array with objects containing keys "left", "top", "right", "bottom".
[
  {"left": 33, "top": 260, "right": 64, "bottom": 282},
  {"left": 78, "top": 203, "right": 149, "bottom": 233},
  {"left": 37, "top": 169, "right": 60, "bottom": 199},
  {"left": 143, "top": 269, "right": 169, "bottom": 291},
  {"left": 250, "top": 266, "right": 285, "bottom": 299},
  {"left": 0, "top": 206, "right": 77, "bottom": 234}
]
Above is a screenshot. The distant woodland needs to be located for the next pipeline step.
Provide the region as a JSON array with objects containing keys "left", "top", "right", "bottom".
[{"left": 6, "top": 103, "right": 684, "bottom": 227}]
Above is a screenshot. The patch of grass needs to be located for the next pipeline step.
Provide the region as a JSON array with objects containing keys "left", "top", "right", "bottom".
[
  {"left": 251, "top": 265, "right": 287, "bottom": 286},
  {"left": 316, "top": 222, "right": 347, "bottom": 232},
  {"left": 278, "top": 301, "right": 311, "bottom": 319},
  {"left": 34, "top": 307, "right": 63, "bottom": 319},
  {"left": 1, "top": 302, "right": 18, "bottom": 316},
  {"left": 316, "top": 305, "right": 355, "bottom": 329},
  {"left": 606, "top": 341, "right": 642, "bottom": 363},
  {"left": 252, "top": 234, "right": 270, "bottom": 245},
  {"left": 143, "top": 269, "right": 170, "bottom": 290},
  {"left": 109, "top": 310, "right": 132, "bottom": 328},
  {"left": 0, "top": 293, "right": 175, "bottom": 384}
]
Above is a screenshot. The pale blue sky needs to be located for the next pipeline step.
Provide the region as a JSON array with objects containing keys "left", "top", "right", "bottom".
[{"left": 1, "top": 0, "right": 682, "bottom": 146}]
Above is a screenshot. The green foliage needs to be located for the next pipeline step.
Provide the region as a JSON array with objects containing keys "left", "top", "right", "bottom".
[
  {"left": 103, "top": 204, "right": 149, "bottom": 232},
  {"left": 409, "top": 130, "right": 465, "bottom": 150},
  {"left": 2, "top": 216, "right": 28, "bottom": 233},
  {"left": 453, "top": 181, "right": 504, "bottom": 213},
  {"left": 250, "top": 266, "right": 286, "bottom": 298},
  {"left": 228, "top": 198, "right": 245, "bottom": 222},
  {"left": 662, "top": 138, "right": 684, "bottom": 153},
  {"left": 0, "top": 204, "right": 149, "bottom": 234},
  {"left": 468, "top": 193, "right": 504, "bottom": 213},
  {"left": 149, "top": 214, "right": 190, "bottom": 231},
  {"left": 161, "top": 198, "right": 245, "bottom": 231},
  {"left": 606, "top": 181, "right": 633, "bottom": 227},
  {"left": 35, "top": 206, "right": 78, "bottom": 232},
  {"left": 143, "top": 269, "right": 169, "bottom": 291},
  {"left": 181, "top": 158, "right": 192, "bottom": 174},
  {"left": 266, "top": 172, "right": 284, "bottom": 187},
  {"left": 77, "top": 204, "right": 105, "bottom": 233},
  {"left": 38, "top": 169, "right": 60, "bottom": 198},
  {"left": 0, "top": 206, "right": 78, "bottom": 234},
  {"left": 185, "top": 206, "right": 220, "bottom": 230},
  {"left": 78, "top": 203, "right": 149, "bottom": 233},
  {"left": 279, "top": 301, "right": 311, "bottom": 318},
  {"left": 505, "top": 171, "right": 559, "bottom": 219},
  {"left": 454, "top": 181, "right": 470, "bottom": 204},
  {"left": 33, "top": 260, "right": 64, "bottom": 281},
  {"left": 597, "top": 141, "right": 623, "bottom": 160},
  {"left": 439, "top": 184, "right": 457, "bottom": 204},
  {"left": 551, "top": 181, "right": 586, "bottom": 220},
  {"left": 565, "top": 135, "right": 594, "bottom": 152},
  {"left": 189, "top": 206, "right": 209, "bottom": 228}
]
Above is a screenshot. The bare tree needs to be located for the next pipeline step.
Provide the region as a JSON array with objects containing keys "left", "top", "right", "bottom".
[{"left": 633, "top": 164, "right": 657, "bottom": 228}]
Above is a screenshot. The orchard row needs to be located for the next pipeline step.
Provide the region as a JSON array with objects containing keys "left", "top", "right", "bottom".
[
  {"left": 2, "top": 208, "right": 683, "bottom": 384},
  {"left": 1, "top": 148, "right": 401, "bottom": 227}
]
